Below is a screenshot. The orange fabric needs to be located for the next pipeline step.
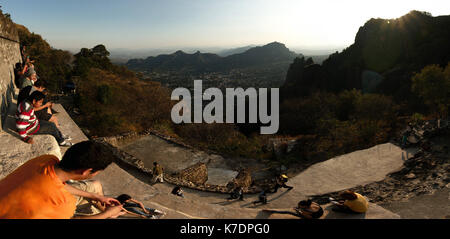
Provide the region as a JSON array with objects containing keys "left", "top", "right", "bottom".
[{"left": 0, "top": 155, "right": 77, "bottom": 219}]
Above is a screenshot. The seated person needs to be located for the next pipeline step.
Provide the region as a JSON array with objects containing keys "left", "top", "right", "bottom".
[
  {"left": 111, "top": 194, "right": 165, "bottom": 219},
  {"left": 0, "top": 141, "right": 125, "bottom": 219},
  {"left": 329, "top": 190, "right": 369, "bottom": 213},
  {"left": 228, "top": 186, "right": 244, "bottom": 201},
  {"left": 14, "top": 62, "right": 27, "bottom": 88},
  {"left": 272, "top": 174, "right": 293, "bottom": 193},
  {"left": 18, "top": 80, "right": 62, "bottom": 130},
  {"left": 294, "top": 200, "right": 324, "bottom": 219},
  {"left": 18, "top": 79, "right": 47, "bottom": 104},
  {"left": 171, "top": 186, "right": 185, "bottom": 198},
  {"left": 252, "top": 190, "right": 268, "bottom": 205},
  {"left": 16, "top": 91, "right": 71, "bottom": 146},
  {"left": 20, "top": 68, "right": 38, "bottom": 90}
]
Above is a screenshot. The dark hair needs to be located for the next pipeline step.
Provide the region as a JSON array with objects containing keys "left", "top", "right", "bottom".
[
  {"left": 116, "top": 194, "right": 132, "bottom": 204},
  {"left": 34, "top": 79, "right": 47, "bottom": 88},
  {"left": 27, "top": 91, "right": 46, "bottom": 102},
  {"left": 171, "top": 186, "right": 182, "bottom": 195},
  {"left": 58, "top": 141, "right": 116, "bottom": 173},
  {"left": 153, "top": 162, "right": 158, "bottom": 166},
  {"left": 15, "top": 62, "right": 23, "bottom": 70},
  {"left": 339, "top": 190, "right": 358, "bottom": 200},
  {"left": 299, "top": 200, "right": 312, "bottom": 207}
]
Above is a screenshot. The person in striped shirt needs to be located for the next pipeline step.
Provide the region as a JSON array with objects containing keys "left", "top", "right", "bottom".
[{"left": 16, "top": 91, "right": 72, "bottom": 146}]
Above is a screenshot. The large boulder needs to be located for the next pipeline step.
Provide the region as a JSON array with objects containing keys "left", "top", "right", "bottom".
[{"left": 174, "top": 162, "right": 208, "bottom": 185}]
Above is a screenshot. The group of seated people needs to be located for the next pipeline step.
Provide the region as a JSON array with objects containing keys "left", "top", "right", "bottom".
[
  {"left": 13, "top": 48, "right": 72, "bottom": 146},
  {"left": 294, "top": 190, "right": 369, "bottom": 219}
]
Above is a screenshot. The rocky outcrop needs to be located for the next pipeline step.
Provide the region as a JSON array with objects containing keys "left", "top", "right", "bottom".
[
  {"left": 400, "top": 119, "right": 450, "bottom": 146},
  {"left": 281, "top": 11, "right": 450, "bottom": 101}
]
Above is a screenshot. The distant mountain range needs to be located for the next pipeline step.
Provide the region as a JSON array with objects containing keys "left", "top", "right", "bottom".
[
  {"left": 125, "top": 42, "right": 300, "bottom": 73},
  {"left": 217, "top": 45, "right": 257, "bottom": 57},
  {"left": 281, "top": 10, "right": 450, "bottom": 101}
]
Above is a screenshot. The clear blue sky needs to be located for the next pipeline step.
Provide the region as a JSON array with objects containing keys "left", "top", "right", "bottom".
[{"left": 2, "top": 0, "right": 449, "bottom": 51}]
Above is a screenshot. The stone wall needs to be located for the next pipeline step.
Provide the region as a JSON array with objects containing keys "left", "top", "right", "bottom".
[
  {"left": 0, "top": 13, "right": 21, "bottom": 129},
  {"left": 174, "top": 162, "right": 208, "bottom": 185},
  {"left": 94, "top": 135, "right": 262, "bottom": 194}
]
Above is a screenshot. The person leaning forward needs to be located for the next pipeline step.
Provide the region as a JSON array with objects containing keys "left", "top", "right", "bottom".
[{"left": 0, "top": 141, "right": 126, "bottom": 219}]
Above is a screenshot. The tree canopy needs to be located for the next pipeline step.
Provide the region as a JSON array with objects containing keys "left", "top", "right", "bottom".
[{"left": 411, "top": 63, "right": 450, "bottom": 118}]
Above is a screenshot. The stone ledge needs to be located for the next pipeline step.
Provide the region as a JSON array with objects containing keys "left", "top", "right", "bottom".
[{"left": 0, "top": 132, "right": 61, "bottom": 179}]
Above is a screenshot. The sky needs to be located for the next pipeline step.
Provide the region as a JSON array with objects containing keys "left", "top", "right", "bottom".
[{"left": 2, "top": 0, "right": 449, "bottom": 53}]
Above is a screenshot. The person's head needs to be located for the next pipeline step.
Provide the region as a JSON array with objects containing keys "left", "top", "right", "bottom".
[
  {"left": 57, "top": 141, "right": 116, "bottom": 180},
  {"left": 172, "top": 186, "right": 182, "bottom": 195},
  {"left": 15, "top": 63, "right": 22, "bottom": 71},
  {"left": 27, "top": 91, "right": 46, "bottom": 108},
  {"left": 30, "top": 73, "right": 38, "bottom": 82},
  {"left": 153, "top": 162, "right": 158, "bottom": 166},
  {"left": 116, "top": 194, "right": 132, "bottom": 204},
  {"left": 33, "top": 80, "right": 47, "bottom": 92},
  {"left": 339, "top": 190, "right": 358, "bottom": 200},
  {"left": 298, "top": 200, "right": 313, "bottom": 209}
]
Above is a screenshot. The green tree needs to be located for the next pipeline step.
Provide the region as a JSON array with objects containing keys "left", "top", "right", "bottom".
[{"left": 411, "top": 63, "right": 450, "bottom": 118}]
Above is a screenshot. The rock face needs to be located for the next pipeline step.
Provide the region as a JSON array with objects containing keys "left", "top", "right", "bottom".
[
  {"left": 174, "top": 163, "right": 208, "bottom": 185},
  {"left": 281, "top": 11, "right": 450, "bottom": 100}
]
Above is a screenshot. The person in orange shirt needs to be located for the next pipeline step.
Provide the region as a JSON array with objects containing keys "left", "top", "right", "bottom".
[
  {"left": 329, "top": 190, "right": 369, "bottom": 214},
  {"left": 0, "top": 141, "right": 126, "bottom": 219}
]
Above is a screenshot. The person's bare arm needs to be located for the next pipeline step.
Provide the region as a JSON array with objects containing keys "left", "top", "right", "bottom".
[
  {"left": 122, "top": 208, "right": 147, "bottom": 219},
  {"left": 34, "top": 102, "right": 52, "bottom": 111},
  {"left": 72, "top": 205, "right": 126, "bottom": 219},
  {"left": 64, "top": 183, "right": 120, "bottom": 206},
  {"left": 130, "top": 199, "right": 149, "bottom": 214}
]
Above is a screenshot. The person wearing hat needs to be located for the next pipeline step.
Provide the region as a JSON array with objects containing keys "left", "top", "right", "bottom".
[
  {"left": 271, "top": 174, "right": 293, "bottom": 193},
  {"left": 20, "top": 68, "right": 38, "bottom": 90}
]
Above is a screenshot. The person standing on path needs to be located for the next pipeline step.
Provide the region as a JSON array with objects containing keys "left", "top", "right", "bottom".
[{"left": 152, "top": 162, "right": 164, "bottom": 183}]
